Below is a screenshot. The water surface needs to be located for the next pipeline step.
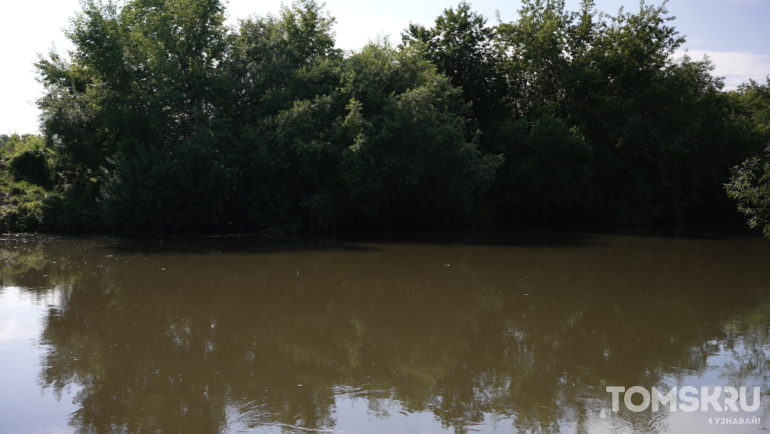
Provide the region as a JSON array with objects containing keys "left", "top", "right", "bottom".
[{"left": 1, "top": 229, "right": 769, "bottom": 433}]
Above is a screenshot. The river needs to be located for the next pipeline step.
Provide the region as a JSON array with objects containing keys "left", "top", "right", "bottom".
[{"left": 1, "top": 228, "right": 769, "bottom": 433}]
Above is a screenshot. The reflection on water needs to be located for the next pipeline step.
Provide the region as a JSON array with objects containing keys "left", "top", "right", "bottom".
[{"left": 1, "top": 229, "right": 769, "bottom": 433}]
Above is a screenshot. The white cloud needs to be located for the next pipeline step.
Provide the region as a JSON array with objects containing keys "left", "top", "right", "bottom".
[{"left": 677, "top": 49, "right": 770, "bottom": 88}]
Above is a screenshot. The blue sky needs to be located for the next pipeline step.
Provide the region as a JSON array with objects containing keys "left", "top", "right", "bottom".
[{"left": 2, "top": 0, "right": 769, "bottom": 134}]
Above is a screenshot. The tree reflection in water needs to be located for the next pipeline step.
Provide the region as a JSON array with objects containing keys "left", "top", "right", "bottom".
[{"left": 1, "top": 231, "right": 769, "bottom": 434}]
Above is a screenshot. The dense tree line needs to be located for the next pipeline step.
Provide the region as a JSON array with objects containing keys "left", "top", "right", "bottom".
[{"left": 1, "top": 0, "right": 769, "bottom": 234}]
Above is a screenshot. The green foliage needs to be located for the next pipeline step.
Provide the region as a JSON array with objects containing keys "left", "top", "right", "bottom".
[
  {"left": 485, "top": 116, "right": 593, "bottom": 221},
  {"left": 726, "top": 151, "right": 770, "bottom": 238},
  {"left": 5, "top": 135, "right": 56, "bottom": 188},
  {"left": 730, "top": 77, "right": 770, "bottom": 141},
  {"left": 308, "top": 41, "right": 502, "bottom": 228},
  {"left": 726, "top": 78, "right": 770, "bottom": 238},
  {"left": 8, "top": 149, "right": 55, "bottom": 188},
  {"left": 228, "top": 39, "right": 502, "bottom": 231},
  {"left": 35, "top": 0, "right": 237, "bottom": 234},
  {"left": 3, "top": 0, "right": 763, "bottom": 234},
  {"left": 401, "top": 2, "right": 505, "bottom": 127},
  {"left": 0, "top": 133, "right": 45, "bottom": 155},
  {"left": 0, "top": 180, "right": 51, "bottom": 232},
  {"left": 496, "top": 0, "right": 594, "bottom": 121},
  {"left": 226, "top": 0, "right": 341, "bottom": 119},
  {"left": 489, "top": 0, "right": 761, "bottom": 224},
  {"left": 100, "top": 127, "right": 241, "bottom": 233},
  {"left": 0, "top": 134, "right": 62, "bottom": 232}
]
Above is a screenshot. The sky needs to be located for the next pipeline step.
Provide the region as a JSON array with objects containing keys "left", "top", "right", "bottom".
[{"left": 1, "top": 0, "right": 769, "bottom": 135}]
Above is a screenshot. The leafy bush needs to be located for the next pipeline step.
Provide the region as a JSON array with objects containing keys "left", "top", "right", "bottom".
[
  {"left": 485, "top": 116, "right": 593, "bottom": 222},
  {"left": 725, "top": 78, "right": 770, "bottom": 238},
  {"left": 8, "top": 149, "right": 55, "bottom": 187},
  {"left": 726, "top": 149, "right": 770, "bottom": 238},
  {"left": 0, "top": 180, "right": 50, "bottom": 232}
]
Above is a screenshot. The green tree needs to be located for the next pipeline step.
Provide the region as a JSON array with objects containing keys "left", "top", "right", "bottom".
[
  {"left": 492, "top": 0, "right": 760, "bottom": 224},
  {"left": 726, "top": 151, "right": 770, "bottom": 238},
  {"left": 0, "top": 134, "right": 56, "bottom": 187},
  {"left": 401, "top": 2, "right": 505, "bottom": 127},
  {"left": 726, "top": 78, "right": 770, "bottom": 238},
  {"left": 495, "top": 0, "right": 597, "bottom": 121},
  {"left": 19, "top": 0, "right": 767, "bottom": 234},
  {"left": 36, "top": 0, "right": 236, "bottom": 233},
  {"left": 256, "top": 40, "right": 503, "bottom": 230},
  {"left": 227, "top": 0, "right": 341, "bottom": 120},
  {"left": 336, "top": 41, "right": 502, "bottom": 228},
  {"left": 484, "top": 116, "right": 593, "bottom": 222}
]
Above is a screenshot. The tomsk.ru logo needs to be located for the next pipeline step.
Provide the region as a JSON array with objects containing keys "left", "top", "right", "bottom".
[{"left": 605, "top": 386, "right": 761, "bottom": 412}]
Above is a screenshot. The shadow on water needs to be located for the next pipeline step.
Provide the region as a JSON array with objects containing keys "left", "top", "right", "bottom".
[
  {"left": 336, "top": 227, "right": 606, "bottom": 248},
  {"left": 101, "top": 235, "right": 381, "bottom": 256},
  {"left": 556, "top": 219, "right": 765, "bottom": 241},
  {"left": 0, "top": 228, "right": 601, "bottom": 259},
  {"left": 100, "top": 226, "right": 607, "bottom": 256},
  {"left": 6, "top": 222, "right": 749, "bottom": 259}
]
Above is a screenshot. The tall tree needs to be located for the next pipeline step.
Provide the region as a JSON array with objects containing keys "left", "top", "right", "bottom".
[
  {"left": 726, "top": 78, "right": 770, "bottom": 238},
  {"left": 401, "top": 2, "right": 505, "bottom": 127}
]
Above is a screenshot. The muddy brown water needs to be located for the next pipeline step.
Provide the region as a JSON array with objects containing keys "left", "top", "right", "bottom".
[{"left": 1, "top": 229, "right": 769, "bottom": 433}]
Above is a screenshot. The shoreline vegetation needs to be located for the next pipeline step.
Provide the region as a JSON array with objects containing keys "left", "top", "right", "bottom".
[{"left": 1, "top": 0, "right": 769, "bottom": 236}]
